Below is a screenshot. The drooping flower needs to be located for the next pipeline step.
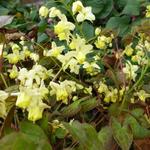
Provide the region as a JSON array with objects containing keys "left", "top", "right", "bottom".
[
  {"left": 146, "top": 5, "right": 150, "bottom": 18},
  {"left": 72, "top": 1, "right": 95, "bottom": 22},
  {"left": 72, "top": 1, "right": 84, "bottom": 15},
  {"left": 44, "top": 42, "right": 65, "bottom": 58},
  {"left": 6, "top": 51, "right": 20, "bottom": 64},
  {"left": 123, "top": 61, "right": 139, "bottom": 81},
  {"left": 54, "top": 19, "right": 75, "bottom": 42},
  {"left": 95, "top": 27, "right": 101, "bottom": 36},
  {"left": 16, "top": 88, "right": 31, "bottom": 109},
  {"left": 136, "top": 90, "right": 150, "bottom": 102},
  {"left": 18, "top": 64, "right": 53, "bottom": 88},
  {"left": 50, "top": 80, "right": 83, "bottom": 104},
  {"left": 16, "top": 81, "right": 49, "bottom": 122},
  {"left": 49, "top": 7, "right": 66, "bottom": 20},
  {"left": 8, "top": 65, "right": 18, "bottom": 79},
  {"left": 28, "top": 102, "right": 49, "bottom": 122},
  {"left": 76, "top": 7, "right": 95, "bottom": 22},
  {"left": 83, "top": 62, "right": 100, "bottom": 75},
  {"left": 124, "top": 44, "right": 134, "bottom": 56},
  {"left": 39, "top": 6, "right": 49, "bottom": 18}
]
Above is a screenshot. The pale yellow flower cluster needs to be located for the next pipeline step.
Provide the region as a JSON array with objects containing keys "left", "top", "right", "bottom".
[
  {"left": 15, "top": 64, "right": 53, "bottom": 122},
  {"left": 98, "top": 81, "right": 125, "bottom": 103},
  {"left": 123, "top": 34, "right": 150, "bottom": 65},
  {"left": 8, "top": 65, "right": 18, "bottom": 79},
  {"left": 50, "top": 80, "right": 83, "bottom": 104},
  {"left": 123, "top": 61, "right": 139, "bottom": 81},
  {"left": 50, "top": 119, "right": 65, "bottom": 133},
  {"left": 4, "top": 43, "right": 39, "bottom": 64},
  {"left": 49, "top": 7, "right": 75, "bottom": 42},
  {"left": 95, "top": 35, "right": 113, "bottom": 49},
  {"left": 16, "top": 83, "right": 50, "bottom": 122},
  {"left": 4, "top": 1, "right": 150, "bottom": 123},
  {"left": 146, "top": 5, "right": 150, "bottom": 18},
  {"left": 72, "top": 1, "right": 95, "bottom": 22}
]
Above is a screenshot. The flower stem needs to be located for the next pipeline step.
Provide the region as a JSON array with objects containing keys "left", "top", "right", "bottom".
[{"left": 0, "top": 73, "right": 8, "bottom": 88}]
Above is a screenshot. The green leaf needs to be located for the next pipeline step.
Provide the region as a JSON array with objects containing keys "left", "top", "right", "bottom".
[
  {"left": 81, "top": 21, "right": 94, "bottom": 41},
  {"left": 114, "top": 0, "right": 127, "bottom": 8},
  {"left": 131, "top": 108, "right": 144, "bottom": 118},
  {"left": 122, "top": 0, "right": 140, "bottom": 16},
  {"left": 82, "top": 0, "right": 104, "bottom": 14},
  {"left": 106, "top": 16, "right": 130, "bottom": 36},
  {"left": 37, "top": 33, "right": 49, "bottom": 43},
  {"left": 0, "top": 132, "right": 36, "bottom": 150},
  {"left": 124, "top": 115, "right": 150, "bottom": 138},
  {"left": 38, "top": 19, "right": 47, "bottom": 32},
  {"left": 82, "top": 0, "right": 113, "bottom": 18},
  {"left": 0, "top": 6, "right": 10, "bottom": 15},
  {"left": 97, "top": 0, "right": 113, "bottom": 18},
  {"left": 98, "top": 126, "right": 113, "bottom": 150},
  {"left": 55, "top": 128, "right": 66, "bottom": 139},
  {"left": 18, "top": 121, "right": 52, "bottom": 150},
  {"left": 61, "top": 100, "right": 82, "bottom": 117},
  {"left": 64, "top": 121, "right": 101, "bottom": 150},
  {"left": 111, "top": 117, "right": 133, "bottom": 150},
  {"left": 80, "top": 98, "right": 99, "bottom": 113},
  {"left": 37, "top": 114, "right": 50, "bottom": 136},
  {"left": 20, "top": 121, "right": 48, "bottom": 141}
]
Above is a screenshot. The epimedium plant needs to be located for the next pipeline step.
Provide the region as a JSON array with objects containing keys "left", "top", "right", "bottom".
[{"left": 0, "top": 0, "right": 150, "bottom": 149}]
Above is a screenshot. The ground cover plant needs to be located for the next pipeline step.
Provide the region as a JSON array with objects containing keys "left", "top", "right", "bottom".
[{"left": 0, "top": 0, "right": 150, "bottom": 149}]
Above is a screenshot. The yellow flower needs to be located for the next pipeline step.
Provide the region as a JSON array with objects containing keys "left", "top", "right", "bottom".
[
  {"left": 49, "top": 7, "right": 66, "bottom": 20},
  {"left": 9, "top": 65, "right": 18, "bottom": 79},
  {"left": 146, "top": 5, "right": 150, "bottom": 18},
  {"left": 104, "top": 91, "right": 111, "bottom": 103},
  {"left": 39, "top": 6, "right": 49, "bottom": 18},
  {"left": 29, "top": 53, "right": 39, "bottom": 62},
  {"left": 6, "top": 53, "right": 20, "bottom": 64},
  {"left": 76, "top": 7, "right": 95, "bottom": 22},
  {"left": 131, "top": 55, "right": 139, "bottom": 63},
  {"left": 110, "top": 88, "right": 118, "bottom": 103},
  {"left": 144, "top": 40, "right": 150, "bottom": 50},
  {"left": 84, "top": 86, "right": 92, "bottom": 95},
  {"left": 95, "top": 35, "right": 112, "bottom": 49},
  {"left": 136, "top": 90, "right": 150, "bottom": 102},
  {"left": 98, "top": 81, "right": 109, "bottom": 94},
  {"left": 124, "top": 45, "right": 134, "bottom": 56},
  {"left": 123, "top": 61, "right": 139, "bottom": 81},
  {"left": 72, "top": 1, "right": 95, "bottom": 22},
  {"left": 28, "top": 103, "right": 49, "bottom": 122},
  {"left": 50, "top": 82, "right": 69, "bottom": 104},
  {"left": 16, "top": 90, "right": 31, "bottom": 109},
  {"left": 54, "top": 20, "right": 75, "bottom": 42},
  {"left": 95, "top": 40, "right": 106, "bottom": 49},
  {"left": 67, "top": 58, "right": 80, "bottom": 74},
  {"left": 11, "top": 43, "right": 20, "bottom": 52},
  {"left": 83, "top": 62, "right": 100, "bottom": 75},
  {"left": 95, "top": 27, "right": 101, "bottom": 36},
  {"left": 50, "top": 80, "right": 82, "bottom": 104},
  {"left": 72, "top": 1, "right": 84, "bottom": 15},
  {"left": 51, "top": 120, "right": 65, "bottom": 132},
  {"left": 69, "top": 35, "right": 93, "bottom": 52},
  {"left": 76, "top": 52, "right": 86, "bottom": 64},
  {"left": 22, "top": 46, "right": 31, "bottom": 58},
  {"left": 44, "top": 42, "right": 64, "bottom": 57},
  {"left": 69, "top": 35, "right": 93, "bottom": 64}
]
